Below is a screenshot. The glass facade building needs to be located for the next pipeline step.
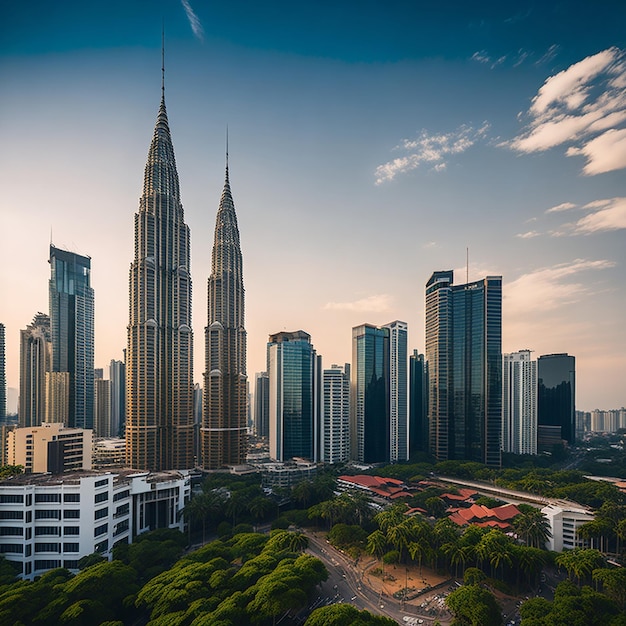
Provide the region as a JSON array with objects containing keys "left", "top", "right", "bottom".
[
  {"left": 49, "top": 246, "right": 94, "bottom": 430},
  {"left": 537, "top": 353, "right": 575, "bottom": 451},
  {"left": 409, "top": 349, "right": 428, "bottom": 456},
  {"left": 425, "top": 271, "right": 502, "bottom": 468},
  {"left": 351, "top": 324, "right": 389, "bottom": 464},
  {"left": 267, "top": 331, "right": 320, "bottom": 462}
]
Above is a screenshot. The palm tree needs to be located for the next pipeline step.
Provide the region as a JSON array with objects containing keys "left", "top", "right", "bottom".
[
  {"left": 512, "top": 506, "right": 552, "bottom": 549},
  {"left": 387, "top": 522, "right": 411, "bottom": 563},
  {"left": 442, "top": 541, "right": 467, "bottom": 578}
]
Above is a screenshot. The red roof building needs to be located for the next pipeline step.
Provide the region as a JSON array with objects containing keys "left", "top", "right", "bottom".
[{"left": 337, "top": 474, "right": 413, "bottom": 500}]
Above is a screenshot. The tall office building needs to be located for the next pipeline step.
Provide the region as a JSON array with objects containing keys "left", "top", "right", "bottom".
[
  {"left": 19, "top": 313, "right": 52, "bottom": 427},
  {"left": 202, "top": 154, "right": 248, "bottom": 469},
  {"left": 425, "top": 271, "right": 502, "bottom": 468},
  {"left": 385, "top": 321, "right": 408, "bottom": 462},
  {"left": 126, "top": 76, "right": 194, "bottom": 471},
  {"left": 0, "top": 323, "right": 5, "bottom": 424},
  {"left": 109, "top": 359, "right": 125, "bottom": 438},
  {"left": 502, "top": 350, "right": 537, "bottom": 455},
  {"left": 409, "top": 349, "right": 428, "bottom": 456},
  {"left": 94, "top": 374, "right": 112, "bottom": 438},
  {"left": 351, "top": 324, "right": 389, "bottom": 464},
  {"left": 321, "top": 364, "right": 350, "bottom": 464},
  {"left": 267, "top": 331, "right": 320, "bottom": 462},
  {"left": 49, "top": 246, "right": 94, "bottom": 430},
  {"left": 254, "top": 372, "right": 270, "bottom": 438},
  {"left": 537, "top": 353, "right": 575, "bottom": 451}
]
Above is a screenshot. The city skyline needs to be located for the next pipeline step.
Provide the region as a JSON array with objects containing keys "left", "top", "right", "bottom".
[{"left": 1, "top": 1, "right": 625, "bottom": 412}]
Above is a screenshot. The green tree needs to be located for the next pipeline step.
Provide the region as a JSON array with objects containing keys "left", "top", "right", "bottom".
[
  {"left": 445, "top": 584, "right": 502, "bottom": 625},
  {"left": 305, "top": 603, "right": 397, "bottom": 625},
  {"left": 513, "top": 505, "right": 552, "bottom": 549}
]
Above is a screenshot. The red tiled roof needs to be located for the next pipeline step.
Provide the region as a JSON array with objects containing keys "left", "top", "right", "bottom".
[
  {"left": 447, "top": 502, "right": 521, "bottom": 527},
  {"left": 441, "top": 488, "right": 478, "bottom": 501},
  {"left": 338, "top": 475, "right": 410, "bottom": 499}
]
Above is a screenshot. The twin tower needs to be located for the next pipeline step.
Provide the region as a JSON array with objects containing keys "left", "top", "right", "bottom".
[{"left": 126, "top": 83, "right": 246, "bottom": 471}]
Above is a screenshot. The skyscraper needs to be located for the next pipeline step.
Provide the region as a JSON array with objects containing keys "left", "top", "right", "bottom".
[
  {"left": 425, "top": 271, "right": 502, "bottom": 468},
  {"left": 126, "top": 75, "right": 194, "bottom": 471},
  {"left": 502, "top": 350, "right": 537, "bottom": 455},
  {"left": 0, "top": 323, "right": 5, "bottom": 424},
  {"left": 202, "top": 153, "right": 248, "bottom": 469},
  {"left": 537, "top": 353, "right": 575, "bottom": 452},
  {"left": 94, "top": 372, "right": 112, "bottom": 438},
  {"left": 49, "top": 245, "right": 94, "bottom": 430},
  {"left": 351, "top": 324, "right": 389, "bottom": 464},
  {"left": 109, "top": 358, "right": 125, "bottom": 438},
  {"left": 385, "top": 321, "right": 408, "bottom": 462},
  {"left": 409, "top": 349, "right": 428, "bottom": 456},
  {"left": 254, "top": 372, "right": 270, "bottom": 438},
  {"left": 19, "top": 313, "right": 52, "bottom": 427},
  {"left": 267, "top": 331, "right": 320, "bottom": 462},
  {"left": 321, "top": 364, "right": 350, "bottom": 464}
]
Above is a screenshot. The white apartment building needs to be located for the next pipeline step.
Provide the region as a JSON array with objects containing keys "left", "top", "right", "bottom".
[
  {"left": 321, "top": 364, "right": 350, "bottom": 464},
  {"left": 542, "top": 501, "right": 595, "bottom": 551},
  {"left": 0, "top": 469, "right": 190, "bottom": 579},
  {"left": 7, "top": 423, "right": 93, "bottom": 473},
  {"left": 502, "top": 350, "right": 537, "bottom": 455}
]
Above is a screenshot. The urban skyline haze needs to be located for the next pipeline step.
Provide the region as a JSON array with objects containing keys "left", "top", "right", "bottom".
[{"left": 1, "top": 0, "right": 625, "bottom": 412}]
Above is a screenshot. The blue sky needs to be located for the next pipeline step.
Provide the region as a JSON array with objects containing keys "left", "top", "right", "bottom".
[{"left": 1, "top": 0, "right": 625, "bottom": 411}]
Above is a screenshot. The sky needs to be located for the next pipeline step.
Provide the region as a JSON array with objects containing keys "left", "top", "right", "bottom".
[{"left": 1, "top": 0, "right": 625, "bottom": 412}]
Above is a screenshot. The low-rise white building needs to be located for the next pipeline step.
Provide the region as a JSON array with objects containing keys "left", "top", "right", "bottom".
[
  {"left": 0, "top": 468, "right": 190, "bottom": 579},
  {"left": 542, "top": 501, "right": 595, "bottom": 551}
]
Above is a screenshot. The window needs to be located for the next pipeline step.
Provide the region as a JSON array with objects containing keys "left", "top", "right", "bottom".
[
  {"left": 0, "top": 494, "right": 24, "bottom": 504},
  {"left": 0, "top": 511, "right": 23, "bottom": 520},
  {"left": 94, "top": 507, "right": 108, "bottom": 520},
  {"left": 35, "top": 493, "right": 61, "bottom": 503},
  {"left": 94, "top": 524, "right": 108, "bottom": 537},
  {"left": 63, "top": 560, "right": 79, "bottom": 569},
  {"left": 35, "top": 510, "right": 60, "bottom": 520},
  {"left": 0, "top": 527, "right": 22, "bottom": 536},
  {"left": 63, "top": 510, "right": 80, "bottom": 519},
  {"left": 94, "top": 479, "right": 108, "bottom": 488},
  {"left": 63, "top": 527, "right": 80, "bottom": 536},
  {"left": 113, "top": 489, "right": 130, "bottom": 502},
  {"left": 94, "top": 492, "right": 108, "bottom": 504},
  {"left": 35, "top": 543, "right": 60, "bottom": 553},
  {"left": 95, "top": 539, "right": 108, "bottom": 553},
  {"left": 114, "top": 503, "right": 129, "bottom": 517},
  {"left": 0, "top": 544, "right": 23, "bottom": 554},
  {"left": 34, "top": 560, "right": 61, "bottom": 570},
  {"left": 35, "top": 527, "right": 60, "bottom": 536},
  {"left": 63, "top": 493, "right": 80, "bottom": 503},
  {"left": 63, "top": 543, "right": 79, "bottom": 552}
]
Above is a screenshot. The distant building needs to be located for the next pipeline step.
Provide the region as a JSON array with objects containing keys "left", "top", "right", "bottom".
[
  {"left": 537, "top": 353, "right": 575, "bottom": 451},
  {"left": 109, "top": 359, "right": 125, "bottom": 438},
  {"left": 7, "top": 423, "right": 92, "bottom": 473},
  {"left": 0, "top": 323, "right": 5, "bottom": 424},
  {"left": 542, "top": 502, "right": 594, "bottom": 551},
  {"left": 502, "top": 350, "right": 537, "bottom": 455},
  {"left": 49, "top": 245, "right": 95, "bottom": 431},
  {"left": 321, "top": 364, "right": 350, "bottom": 464},
  {"left": 267, "top": 331, "right": 320, "bottom": 462},
  {"left": 260, "top": 458, "right": 318, "bottom": 490},
  {"left": 386, "top": 321, "right": 408, "bottom": 462},
  {"left": 425, "top": 271, "right": 502, "bottom": 468},
  {"left": 409, "top": 350, "right": 428, "bottom": 456},
  {"left": 19, "top": 313, "right": 52, "bottom": 428},
  {"left": 94, "top": 377, "right": 111, "bottom": 438},
  {"left": 254, "top": 372, "right": 270, "bottom": 438},
  {"left": 336, "top": 475, "right": 412, "bottom": 501},
  {"left": 0, "top": 469, "right": 190, "bottom": 579},
  {"left": 92, "top": 438, "right": 126, "bottom": 469}
]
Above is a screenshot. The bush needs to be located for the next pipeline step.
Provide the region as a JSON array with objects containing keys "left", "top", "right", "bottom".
[{"left": 383, "top": 550, "right": 399, "bottom": 564}]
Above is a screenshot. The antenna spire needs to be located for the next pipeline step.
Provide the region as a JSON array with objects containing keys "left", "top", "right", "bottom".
[
  {"left": 161, "top": 22, "right": 165, "bottom": 99},
  {"left": 225, "top": 126, "right": 229, "bottom": 180},
  {"left": 466, "top": 247, "right": 469, "bottom": 284}
]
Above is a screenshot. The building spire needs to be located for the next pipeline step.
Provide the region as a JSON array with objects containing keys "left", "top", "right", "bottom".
[
  {"left": 161, "top": 23, "right": 165, "bottom": 100},
  {"left": 225, "top": 126, "right": 229, "bottom": 183}
]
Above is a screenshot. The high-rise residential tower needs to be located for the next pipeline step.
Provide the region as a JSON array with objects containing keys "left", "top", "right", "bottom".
[
  {"left": 202, "top": 154, "right": 248, "bottom": 469},
  {"left": 351, "top": 324, "right": 390, "bottom": 464},
  {"left": 425, "top": 271, "right": 502, "bottom": 468},
  {"left": 49, "top": 246, "right": 94, "bottom": 430},
  {"left": 385, "top": 321, "right": 408, "bottom": 462},
  {"left": 267, "top": 331, "right": 320, "bottom": 462},
  {"left": 19, "top": 313, "right": 52, "bottom": 427},
  {"left": 321, "top": 364, "right": 350, "bottom": 464},
  {"left": 502, "top": 350, "right": 537, "bottom": 455},
  {"left": 109, "top": 358, "right": 125, "bottom": 438},
  {"left": 126, "top": 75, "right": 194, "bottom": 471},
  {"left": 537, "top": 353, "right": 575, "bottom": 452}
]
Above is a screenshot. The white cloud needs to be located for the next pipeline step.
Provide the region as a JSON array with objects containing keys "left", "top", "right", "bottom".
[
  {"left": 505, "top": 258, "right": 615, "bottom": 316},
  {"left": 181, "top": 0, "right": 204, "bottom": 41},
  {"left": 536, "top": 44, "right": 559, "bottom": 66},
  {"left": 506, "top": 47, "right": 626, "bottom": 175},
  {"left": 545, "top": 202, "right": 577, "bottom": 214},
  {"left": 375, "top": 123, "right": 489, "bottom": 184},
  {"left": 571, "top": 197, "right": 626, "bottom": 233},
  {"left": 516, "top": 230, "right": 540, "bottom": 239},
  {"left": 324, "top": 294, "right": 392, "bottom": 313}
]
